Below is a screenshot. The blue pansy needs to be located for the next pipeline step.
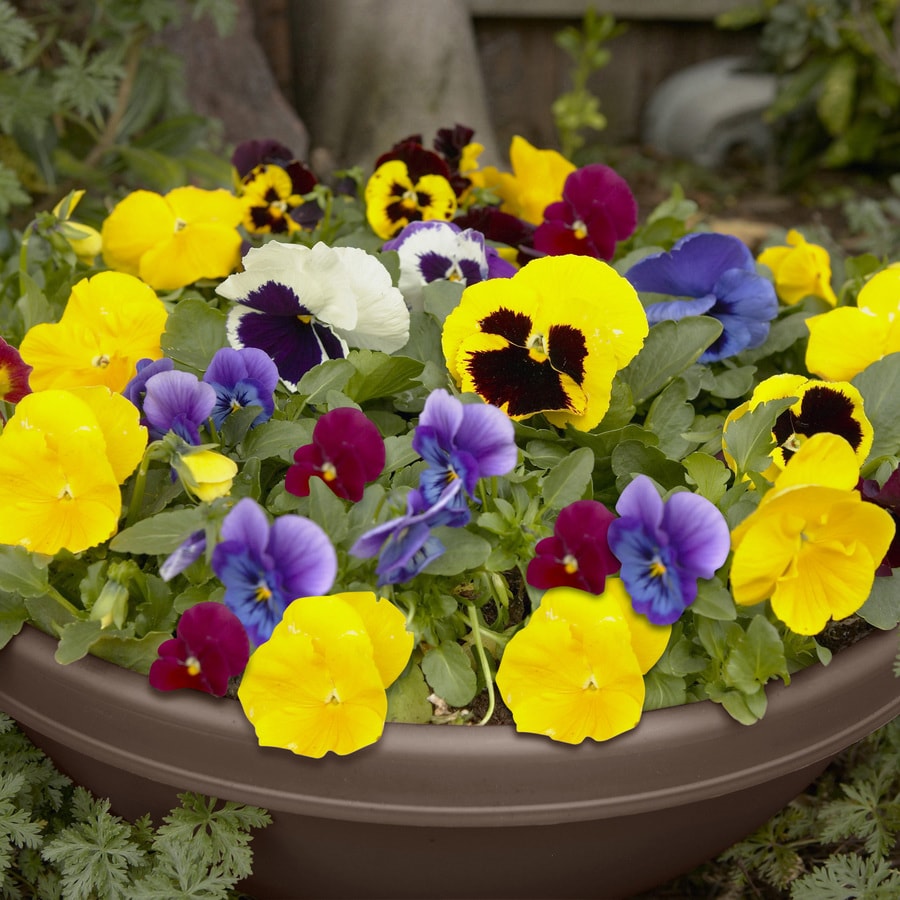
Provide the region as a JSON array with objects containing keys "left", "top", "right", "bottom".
[
  {"left": 625, "top": 232, "right": 778, "bottom": 363},
  {"left": 203, "top": 346, "right": 279, "bottom": 430},
  {"left": 607, "top": 475, "right": 730, "bottom": 625},
  {"left": 211, "top": 497, "right": 337, "bottom": 645}
]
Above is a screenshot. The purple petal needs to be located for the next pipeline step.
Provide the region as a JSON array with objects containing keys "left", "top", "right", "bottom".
[
  {"left": 218, "top": 497, "right": 272, "bottom": 562},
  {"left": 662, "top": 491, "right": 730, "bottom": 579},
  {"left": 645, "top": 294, "right": 718, "bottom": 324},
  {"left": 268, "top": 514, "right": 337, "bottom": 597},
  {"left": 626, "top": 232, "right": 754, "bottom": 298},
  {"left": 456, "top": 403, "right": 517, "bottom": 477},
  {"left": 614, "top": 475, "right": 665, "bottom": 532},
  {"left": 143, "top": 370, "right": 216, "bottom": 440}
]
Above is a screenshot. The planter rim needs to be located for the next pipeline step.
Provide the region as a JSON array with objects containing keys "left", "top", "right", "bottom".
[{"left": 1, "top": 624, "right": 898, "bottom": 828}]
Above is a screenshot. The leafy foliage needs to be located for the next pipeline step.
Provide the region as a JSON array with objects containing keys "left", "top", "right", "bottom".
[
  {"left": 0, "top": 713, "right": 270, "bottom": 899},
  {"left": 0, "top": 0, "right": 235, "bottom": 222},
  {"left": 719, "top": 0, "right": 900, "bottom": 180}
]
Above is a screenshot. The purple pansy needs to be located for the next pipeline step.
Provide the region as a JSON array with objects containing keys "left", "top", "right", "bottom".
[
  {"left": 148, "top": 601, "right": 250, "bottom": 697},
  {"left": 211, "top": 497, "right": 337, "bottom": 645},
  {"left": 142, "top": 369, "right": 216, "bottom": 444},
  {"left": 383, "top": 220, "right": 515, "bottom": 311},
  {"left": 526, "top": 499, "right": 621, "bottom": 594},
  {"left": 159, "top": 529, "right": 207, "bottom": 581},
  {"left": 350, "top": 485, "right": 460, "bottom": 586},
  {"left": 860, "top": 469, "right": 900, "bottom": 573},
  {"left": 533, "top": 164, "right": 638, "bottom": 261},
  {"left": 202, "top": 346, "right": 279, "bottom": 430},
  {"left": 607, "top": 475, "right": 730, "bottom": 625},
  {"left": 216, "top": 241, "right": 410, "bottom": 390},
  {"left": 285, "top": 407, "right": 386, "bottom": 502},
  {"left": 123, "top": 357, "right": 175, "bottom": 418},
  {"left": 412, "top": 389, "right": 518, "bottom": 527},
  {"left": 625, "top": 232, "right": 779, "bottom": 363}
]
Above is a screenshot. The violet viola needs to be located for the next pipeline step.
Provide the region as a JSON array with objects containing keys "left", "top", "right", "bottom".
[{"left": 607, "top": 475, "right": 730, "bottom": 626}]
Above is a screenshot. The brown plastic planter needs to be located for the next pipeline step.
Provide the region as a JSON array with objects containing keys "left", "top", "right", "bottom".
[{"left": 1, "top": 624, "right": 898, "bottom": 899}]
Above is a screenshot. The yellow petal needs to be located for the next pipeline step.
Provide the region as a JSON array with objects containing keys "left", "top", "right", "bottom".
[
  {"left": 177, "top": 450, "right": 237, "bottom": 501},
  {"left": 101, "top": 190, "right": 176, "bottom": 277},
  {"left": 337, "top": 592, "right": 414, "bottom": 688},
  {"left": 806, "top": 307, "right": 887, "bottom": 382}
]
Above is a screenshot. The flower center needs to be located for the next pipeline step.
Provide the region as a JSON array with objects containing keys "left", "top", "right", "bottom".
[
  {"left": 92, "top": 353, "right": 110, "bottom": 368},
  {"left": 174, "top": 217, "right": 187, "bottom": 232},
  {"left": 57, "top": 484, "right": 74, "bottom": 500},
  {"left": 185, "top": 655, "right": 202, "bottom": 677},
  {"left": 649, "top": 556, "right": 667, "bottom": 578},
  {"left": 321, "top": 461, "right": 338, "bottom": 483},
  {"left": 527, "top": 332, "right": 549, "bottom": 363},
  {"left": 583, "top": 672, "right": 599, "bottom": 691},
  {"left": 324, "top": 687, "right": 341, "bottom": 705},
  {"left": 571, "top": 219, "right": 588, "bottom": 240},
  {"left": 254, "top": 582, "right": 273, "bottom": 603},
  {"left": 782, "top": 433, "right": 806, "bottom": 454},
  {"left": 563, "top": 553, "right": 579, "bottom": 574}
]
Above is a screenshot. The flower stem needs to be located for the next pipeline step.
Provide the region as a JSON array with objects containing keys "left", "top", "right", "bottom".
[{"left": 466, "top": 604, "right": 495, "bottom": 726}]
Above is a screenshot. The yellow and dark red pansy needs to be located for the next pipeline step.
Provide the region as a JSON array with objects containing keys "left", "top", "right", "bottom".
[
  {"left": 365, "top": 140, "right": 457, "bottom": 239},
  {"left": 724, "top": 373, "right": 873, "bottom": 479},
  {"left": 441, "top": 255, "right": 648, "bottom": 432}
]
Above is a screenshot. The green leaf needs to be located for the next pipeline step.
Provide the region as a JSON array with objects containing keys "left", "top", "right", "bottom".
[
  {"left": 722, "top": 397, "right": 795, "bottom": 480},
  {"left": 306, "top": 477, "right": 349, "bottom": 545},
  {"left": 423, "top": 528, "right": 492, "bottom": 576},
  {"left": 242, "top": 417, "right": 314, "bottom": 462},
  {"left": 421, "top": 641, "right": 477, "bottom": 706},
  {"left": 0, "top": 593, "right": 28, "bottom": 649},
  {"left": 386, "top": 663, "right": 433, "bottom": 723},
  {"left": 344, "top": 350, "right": 424, "bottom": 404},
  {"left": 296, "top": 358, "right": 355, "bottom": 405},
  {"left": 54, "top": 620, "right": 104, "bottom": 665},
  {"left": 817, "top": 52, "right": 857, "bottom": 138},
  {"left": 691, "top": 579, "right": 738, "bottom": 621},
  {"left": 857, "top": 575, "right": 900, "bottom": 630},
  {"left": 853, "top": 352, "right": 900, "bottom": 462},
  {"left": 0, "top": 546, "right": 50, "bottom": 598},
  {"left": 724, "top": 615, "right": 789, "bottom": 697},
  {"left": 540, "top": 446, "right": 594, "bottom": 511},
  {"left": 683, "top": 451, "right": 731, "bottom": 504},
  {"left": 620, "top": 317, "right": 723, "bottom": 407},
  {"left": 109, "top": 507, "right": 206, "bottom": 555},
  {"left": 644, "top": 378, "right": 695, "bottom": 459},
  {"left": 160, "top": 296, "right": 227, "bottom": 372},
  {"left": 611, "top": 441, "right": 686, "bottom": 492}
]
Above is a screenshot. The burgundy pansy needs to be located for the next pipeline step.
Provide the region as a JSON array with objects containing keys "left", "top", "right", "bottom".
[
  {"left": 860, "top": 469, "right": 900, "bottom": 573},
  {"left": 527, "top": 499, "right": 621, "bottom": 594},
  {"left": 149, "top": 601, "right": 250, "bottom": 697},
  {"left": 0, "top": 336, "right": 32, "bottom": 416},
  {"left": 285, "top": 407, "right": 386, "bottom": 502},
  {"left": 533, "top": 164, "right": 637, "bottom": 261}
]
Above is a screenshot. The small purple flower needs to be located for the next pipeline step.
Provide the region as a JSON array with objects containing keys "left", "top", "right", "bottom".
[
  {"left": 350, "top": 486, "right": 459, "bottom": 586},
  {"left": 202, "top": 346, "right": 279, "bottom": 430},
  {"left": 533, "top": 164, "right": 638, "bottom": 261},
  {"left": 141, "top": 369, "right": 216, "bottom": 444},
  {"left": 159, "top": 529, "right": 207, "bottom": 581},
  {"left": 211, "top": 497, "right": 337, "bottom": 645},
  {"left": 148, "top": 601, "right": 250, "bottom": 697},
  {"left": 285, "top": 407, "right": 385, "bottom": 502},
  {"left": 526, "top": 500, "right": 620, "bottom": 594},
  {"left": 123, "top": 357, "right": 175, "bottom": 417},
  {"left": 625, "top": 232, "right": 779, "bottom": 363},
  {"left": 412, "top": 389, "right": 518, "bottom": 526},
  {"left": 607, "top": 475, "right": 730, "bottom": 625},
  {"left": 383, "top": 220, "right": 514, "bottom": 311},
  {"left": 860, "top": 469, "right": 900, "bottom": 573}
]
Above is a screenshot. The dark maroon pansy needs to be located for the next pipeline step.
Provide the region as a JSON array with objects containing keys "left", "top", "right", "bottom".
[
  {"left": 454, "top": 207, "right": 536, "bottom": 263},
  {"left": 149, "top": 602, "right": 250, "bottom": 697},
  {"left": 859, "top": 470, "right": 900, "bottom": 573},
  {"left": 526, "top": 499, "right": 621, "bottom": 594},
  {"left": 533, "top": 164, "right": 637, "bottom": 261},
  {"left": 373, "top": 137, "right": 452, "bottom": 184},
  {"left": 285, "top": 407, "right": 386, "bottom": 502}
]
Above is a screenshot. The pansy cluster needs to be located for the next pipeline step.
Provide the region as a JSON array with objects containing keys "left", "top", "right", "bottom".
[{"left": 0, "top": 125, "right": 898, "bottom": 758}]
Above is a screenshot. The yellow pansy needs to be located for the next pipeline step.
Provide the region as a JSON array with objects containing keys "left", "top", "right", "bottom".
[
  {"left": 730, "top": 433, "right": 895, "bottom": 635},
  {"left": 19, "top": 271, "right": 168, "bottom": 393},
  {"left": 757, "top": 229, "right": 837, "bottom": 306},
  {"left": 805, "top": 265, "right": 900, "bottom": 381},
  {"left": 476, "top": 136, "right": 575, "bottom": 224},
  {"left": 364, "top": 159, "right": 457, "bottom": 239},
  {"left": 52, "top": 189, "right": 102, "bottom": 265},
  {"left": 0, "top": 389, "right": 144, "bottom": 555},
  {"left": 442, "top": 254, "right": 648, "bottom": 431},
  {"left": 173, "top": 448, "right": 238, "bottom": 502},
  {"left": 723, "top": 373, "right": 873, "bottom": 480},
  {"left": 496, "top": 583, "right": 664, "bottom": 744},
  {"left": 101, "top": 186, "right": 244, "bottom": 291},
  {"left": 238, "top": 593, "right": 413, "bottom": 757}
]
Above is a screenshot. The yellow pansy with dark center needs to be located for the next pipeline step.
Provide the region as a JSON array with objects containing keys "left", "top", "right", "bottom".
[
  {"left": 772, "top": 383, "right": 864, "bottom": 465},
  {"left": 365, "top": 158, "right": 457, "bottom": 239},
  {"left": 442, "top": 255, "right": 648, "bottom": 431}
]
